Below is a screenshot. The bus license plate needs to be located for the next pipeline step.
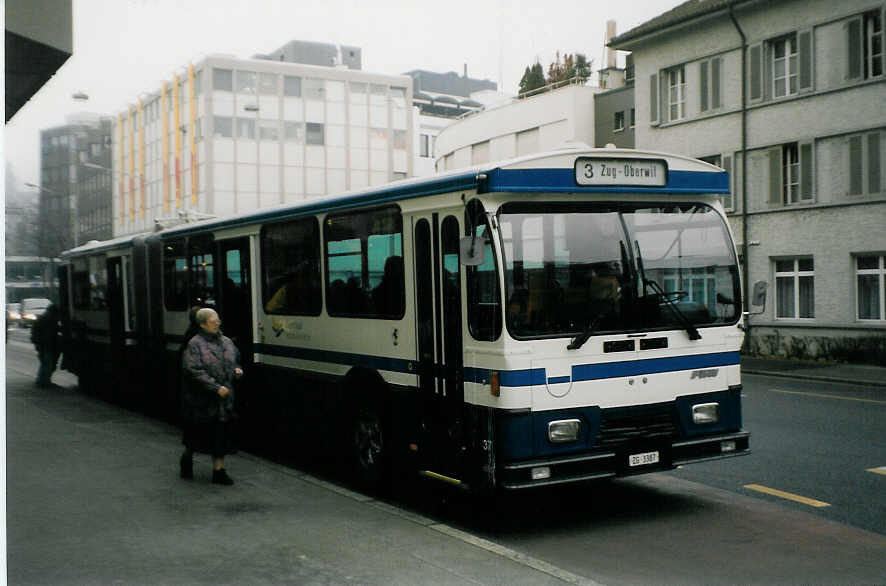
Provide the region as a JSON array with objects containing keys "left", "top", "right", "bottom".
[{"left": 629, "top": 451, "right": 660, "bottom": 467}]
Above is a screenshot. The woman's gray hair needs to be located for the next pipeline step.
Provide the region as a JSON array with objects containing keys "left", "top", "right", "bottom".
[{"left": 195, "top": 307, "right": 219, "bottom": 325}]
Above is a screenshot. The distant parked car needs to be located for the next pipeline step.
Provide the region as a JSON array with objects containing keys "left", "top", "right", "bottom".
[
  {"left": 20, "top": 298, "right": 51, "bottom": 328},
  {"left": 7, "top": 303, "right": 22, "bottom": 328}
]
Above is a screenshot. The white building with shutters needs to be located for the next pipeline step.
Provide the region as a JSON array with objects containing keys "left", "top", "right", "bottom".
[
  {"left": 611, "top": 0, "right": 886, "bottom": 363},
  {"left": 111, "top": 54, "right": 413, "bottom": 237}
]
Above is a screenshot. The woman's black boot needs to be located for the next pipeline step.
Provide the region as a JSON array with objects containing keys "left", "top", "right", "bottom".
[
  {"left": 179, "top": 453, "right": 193, "bottom": 479},
  {"left": 212, "top": 469, "right": 234, "bottom": 486}
]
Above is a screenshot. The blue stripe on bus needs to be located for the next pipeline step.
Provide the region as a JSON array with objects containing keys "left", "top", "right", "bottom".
[
  {"left": 484, "top": 168, "right": 730, "bottom": 194},
  {"left": 255, "top": 343, "right": 416, "bottom": 374},
  {"left": 547, "top": 376, "right": 572, "bottom": 384},
  {"left": 463, "top": 351, "right": 740, "bottom": 388}
]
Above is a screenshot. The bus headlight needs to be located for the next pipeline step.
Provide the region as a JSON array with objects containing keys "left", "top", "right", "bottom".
[
  {"left": 548, "top": 419, "right": 581, "bottom": 443},
  {"left": 692, "top": 403, "right": 720, "bottom": 424}
]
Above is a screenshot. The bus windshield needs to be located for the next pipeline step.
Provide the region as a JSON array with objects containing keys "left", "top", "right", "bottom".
[{"left": 499, "top": 202, "right": 741, "bottom": 338}]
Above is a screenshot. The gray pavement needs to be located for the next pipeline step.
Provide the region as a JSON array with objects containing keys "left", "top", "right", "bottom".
[
  {"left": 5, "top": 347, "right": 591, "bottom": 586},
  {"left": 741, "top": 355, "right": 886, "bottom": 387}
]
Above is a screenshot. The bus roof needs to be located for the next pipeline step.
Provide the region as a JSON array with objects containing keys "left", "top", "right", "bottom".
[{"left": 65, "top": 147, "right": 729, "bottom": 249}]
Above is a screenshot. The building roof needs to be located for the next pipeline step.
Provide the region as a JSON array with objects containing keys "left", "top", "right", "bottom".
[
  {"left": 403, "top": 69, "right": 496, "bottom": 98},
  {"left": 609, "top": 0, "right": 758, "bottom": 47}
]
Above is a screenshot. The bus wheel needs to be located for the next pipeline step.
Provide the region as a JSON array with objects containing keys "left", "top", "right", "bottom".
[{"left": 351, "top": 403, "right": 389, "bottom": 492}]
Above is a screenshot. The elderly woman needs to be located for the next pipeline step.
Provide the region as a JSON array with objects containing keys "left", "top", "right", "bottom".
[{"left": 179, "top": 307, "right": 243, "bottom": 485}]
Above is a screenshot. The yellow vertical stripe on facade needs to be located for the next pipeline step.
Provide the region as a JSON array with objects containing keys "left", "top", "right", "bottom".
[
  {"left": 174, "top": 74, "right": 181, "bottom": 208},
  {"left": 117, "top": 113, "right": 125, "bottom": 223},
  {"left": 189, "top": 64, "right": 197, "bottom": 206},
  {"left": 138, "top": 99, "right": 145, "bottom": 218},
  {"left": 128, "top": 106, "right": 135, "bottom": 222},
  {"left": 161, "top": 81, "right": 169, "bottom": 212}
]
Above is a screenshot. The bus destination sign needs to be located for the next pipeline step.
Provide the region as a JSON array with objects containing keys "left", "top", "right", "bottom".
[{"left": 574, "top": 158, "right": 667, "bottom": 187}]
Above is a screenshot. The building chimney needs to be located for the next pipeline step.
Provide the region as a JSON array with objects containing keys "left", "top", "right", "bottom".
[
  {"left": 605, "top": 20, "right": 617, "bottom": 69},
  {"left": 463, "top": 63, "right": 467, "bottom": 78}
]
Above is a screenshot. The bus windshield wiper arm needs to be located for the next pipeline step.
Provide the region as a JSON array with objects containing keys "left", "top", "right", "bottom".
[
  {"left": 568, "top": 312, "right": 605, "bottom": 350},
  {"left": 634, "top": 239, "right": 701, "bottom": 341},
  {"left": 645, "top": 277, "right": 702, "bottom": 340}
]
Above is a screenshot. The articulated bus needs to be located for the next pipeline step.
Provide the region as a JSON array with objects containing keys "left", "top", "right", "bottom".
[{"left": 60, "top": 146, "right": 751, "bottom": 492}]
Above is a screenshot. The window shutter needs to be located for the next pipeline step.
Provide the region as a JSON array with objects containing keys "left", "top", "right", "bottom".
[
  {"left": 660, "top": 73, "right": 669, "bottom": 123},
  {"left": 700, "top": 60, "right": 709, "bottom": 112},
  {"left": 798, "top": 29, "right": 813, "bottom": 91},
  {"left": 749, "top": 44, "right": 763, "bottom": 102},
  {"left": 711, "top": 57, "right": 721, "bottom": 109},
  {"left": 868, "top": 133, "right": 881, "bottom": 194},
  {"left": 768, "top": 147, "right": 783, "bottom": 204},
  {"left": 847, "top": 19, "right": 862, "bottom": 81},
  {"left": 650, "top": 73, "right": 659, "bottom": 125},
  {"left": 800, "top": 141, "right": 814, "bottom": 200},
  {"left": 849, "top": 135, "right": 863, "bottom": 195},
  {"left": 722, "top": 154, "right": 733, "bottom": 209}
]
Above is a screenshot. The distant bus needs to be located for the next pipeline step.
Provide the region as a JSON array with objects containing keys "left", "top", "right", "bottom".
[{"left": 60, "top": 146, "right": 752, "bottom": 492}]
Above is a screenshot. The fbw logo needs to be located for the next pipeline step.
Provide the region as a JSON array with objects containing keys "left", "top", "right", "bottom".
[{"left": 690, "top": 369, "right": 719, "bottom": 380}]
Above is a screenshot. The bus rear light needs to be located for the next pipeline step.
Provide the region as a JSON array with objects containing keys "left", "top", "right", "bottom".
[
  {"left": 548, "top": 419, "right": 581, "bottom": 443},
  {"left": 490, "top": 371, "right": 500, "bottom": 397},
  {"left": 692, "top": 402, "right": 719, "bottom": 424}
]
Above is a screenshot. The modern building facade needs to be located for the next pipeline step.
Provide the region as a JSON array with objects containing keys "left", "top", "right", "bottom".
[
  {"left": 404, "top": 69, "right": 500, "bottom": 176},
  {"left": 611, "top": 0, "right": 886, "bottom": 362},
  {"left": 433, "top": 80, "right": 599, "bottom": 172},
  {"left": 111, "top": 54, "right": 413, "bottom": 237},
  {"left": 37, "top": 115, "right": 113, "bottom": 256}
]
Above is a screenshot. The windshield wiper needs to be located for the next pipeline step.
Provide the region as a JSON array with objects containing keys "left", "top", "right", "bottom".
[
  {"left": 568, "top": 311, "right": 605, "bottom": 350},
  {"left": 634, "top": 240, "right": 702, "bottom": 341}
]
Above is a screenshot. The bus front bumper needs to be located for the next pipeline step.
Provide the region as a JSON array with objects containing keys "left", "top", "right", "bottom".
[{"left": 498, "top": 430, "right": 750, "bottom": 490}]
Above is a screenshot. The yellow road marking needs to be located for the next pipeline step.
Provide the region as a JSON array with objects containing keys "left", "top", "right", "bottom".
[
  {"left": 867, "top": 467, "right": 886, "bottom": 476},
  {"left": 744, "top": 484, "right": 831, "bottom": 508},
  {"left": 763, "top": 388, "right": 886, "bottom": 405}
]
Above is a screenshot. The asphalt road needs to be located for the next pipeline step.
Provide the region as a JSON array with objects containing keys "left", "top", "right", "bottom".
[{"left": 6, "top": 328, "right": 886, "bottom": 585}]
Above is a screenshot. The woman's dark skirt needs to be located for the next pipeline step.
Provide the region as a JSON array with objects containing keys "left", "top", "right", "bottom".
[{"left": 182, "top": 419, "right": 238, "bottom": 457}]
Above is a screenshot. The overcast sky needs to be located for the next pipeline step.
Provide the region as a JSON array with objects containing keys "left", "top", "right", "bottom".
[{"left": 4, "top": 0, "right": 684, "bottom": 193}]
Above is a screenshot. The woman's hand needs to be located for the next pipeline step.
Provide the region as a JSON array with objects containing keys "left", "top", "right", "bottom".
[
  {"left": 218, "top": 386, "right": 230, "bottom": 398},
  {"left": 233, "top": 367, "right": 243, "bottom": 379}
]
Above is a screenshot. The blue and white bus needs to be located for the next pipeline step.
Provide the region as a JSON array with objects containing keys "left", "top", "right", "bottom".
[{"left": 60, "top": 146, "right": 752, "bottom": 492}]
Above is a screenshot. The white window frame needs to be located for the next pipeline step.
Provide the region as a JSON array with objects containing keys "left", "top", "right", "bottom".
[
  {"left": 667, "top": 66, "right": 686, "bottom": 121},
  {"left": 865, "top": 10, "right": 884, "bottom": 79},
  {"left": 775, "top": 257, "right": 815, "bottom": 319},
  {"left": 783, "top": 143, "right": 800, "bottom": 203},
  {"left": 856, "top": 254, "right": 886, "bottom": 321},
  {"left": 772, "top": 35, "right": 798, "bottom": 98},
  {"left": 614, "top": 111, "right": 625, "bottom": 132}
]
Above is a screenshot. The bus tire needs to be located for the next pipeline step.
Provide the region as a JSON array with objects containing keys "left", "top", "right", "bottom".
[{"left": 351, "top": 400, "right": 390, "bottom": 493}]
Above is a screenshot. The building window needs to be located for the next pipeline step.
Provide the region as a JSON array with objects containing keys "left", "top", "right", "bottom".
[
  {"left": 850, "top": 11, "right": 885, "bottom": 80},
  {"left": 667, "top": 65, "right": 685, "bottom": 121},
  {"left": 772, "top": 35, "right": 798, "bottom": 97},
  {"left": 614, "top": 111, "right": 625, "bottom": 132},
  {"left": 236, "top": 118, "right": 255, "bottom": 140},
  {"left": 284, "top": 121, "right": 305, "bottom": 143},
  {"left": 259, "top": 73, "right": 278, "bottom": 95},
  {"left": 782, "top": 143, "right": 800, "bottom": 203},
  {"left": 848, "top": 132, "right": 882, "bottom": 196},
  {"left": 213, "top": 116, "right": 233, "bottom": 138},
  {"left": 857, "top": 255, "right": 886, "bottom": 320},
  {"left": 213, "top": 68, "right": 233, "bottom": 92},
  {"left": 775, "top": 258, "right": 814, "bottom": 319},
  {"left": 420, "top": 134, "right": 430, "bottom": 158},
  {"left": 304, "top": 78, "right": 325, "bottom": 100},
  {"left": 235, "top": 71, "right": 256, "bottom": 94},
  {"left": 630, "top": 108, "right": 635, "bottom": 128},
  {"left": 700, "top": 154, "right": 734, "bottom": 211},
  {"left": 306, "top": 122, "right": 324, "bottom": 145},
  {"left": 283, "top": 76, "right": 301, "bottom": 97}
]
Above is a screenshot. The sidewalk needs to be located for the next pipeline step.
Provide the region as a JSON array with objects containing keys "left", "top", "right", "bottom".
[
  {"left": 5, "top": 354, "right": 592, "bottom": 586},
  {"left": 741, "top": 355, "right": 886, "bottom": 388}
]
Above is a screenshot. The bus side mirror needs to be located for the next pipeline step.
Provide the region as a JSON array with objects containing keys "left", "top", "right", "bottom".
[
  {"left": 460, "top": 236, "right": 486, "bottom": 266},
  {"left": 744, "top": 280, "right": 768, "bottom": 317}
]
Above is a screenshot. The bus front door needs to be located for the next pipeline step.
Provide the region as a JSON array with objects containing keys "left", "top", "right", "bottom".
[{"left": 414, "top": 214, "right": 465, "bottom": 482}]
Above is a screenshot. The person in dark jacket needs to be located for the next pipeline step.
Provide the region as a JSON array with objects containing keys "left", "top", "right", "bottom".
[
  {"left": 179, "top": 307, "right": 243, "bottom": 485},
  {"left": 31, "top": 304, "right": 61, "bottom": 388}
]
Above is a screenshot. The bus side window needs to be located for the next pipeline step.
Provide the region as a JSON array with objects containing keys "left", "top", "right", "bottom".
[
  {"left": 465, "top": 200, "right": 501, "bottom": 341},
  {"left": 188, "top": 235, "right": 215, "bottom": 307},
  {"left": 163, "top": 239, "right": 188, "bottom": 311}
]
